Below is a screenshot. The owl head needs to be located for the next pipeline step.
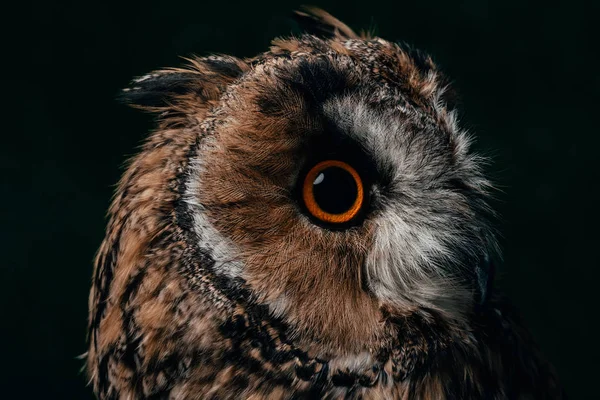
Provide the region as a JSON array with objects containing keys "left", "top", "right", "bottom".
[{"left": 93, "top": 8, "right": 497, "bottom": 360}]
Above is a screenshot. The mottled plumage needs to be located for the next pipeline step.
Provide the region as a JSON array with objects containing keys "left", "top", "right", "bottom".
[{"left": 87, "top": 8, "right": 564, "bottom": 399}]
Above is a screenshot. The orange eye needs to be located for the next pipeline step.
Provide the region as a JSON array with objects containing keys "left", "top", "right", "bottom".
[{"left": 302, "top": 160, "right": 364, "bottom": 224}]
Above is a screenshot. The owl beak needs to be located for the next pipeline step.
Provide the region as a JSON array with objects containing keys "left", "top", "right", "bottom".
[{"left": 475, "top": 254, "right": 494, "bottom": 307}]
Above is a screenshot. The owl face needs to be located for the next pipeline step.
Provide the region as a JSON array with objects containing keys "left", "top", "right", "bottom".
[{"left": 118, "top": 19, "right": 496, "bottom": 353}]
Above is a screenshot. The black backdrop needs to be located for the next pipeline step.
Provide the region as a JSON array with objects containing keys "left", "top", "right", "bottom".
[{"left": 2, "top": 1, "right": 598, "bottom": 398}]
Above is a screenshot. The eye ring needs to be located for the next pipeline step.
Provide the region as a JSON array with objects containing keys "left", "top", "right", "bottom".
[{"left": 302, "top": 160, "right": 364, "bottom": 224}]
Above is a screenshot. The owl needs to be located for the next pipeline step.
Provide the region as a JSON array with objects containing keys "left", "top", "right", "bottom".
[{"left": 87, "top": 7, "right": 564, "bottom": 399}]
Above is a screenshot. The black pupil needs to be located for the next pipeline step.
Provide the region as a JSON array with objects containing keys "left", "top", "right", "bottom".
[{"left": 312, "top": 166, "right": 358, "bottom": 214}]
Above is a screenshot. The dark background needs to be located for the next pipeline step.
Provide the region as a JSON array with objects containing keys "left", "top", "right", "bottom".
[{"left": 2, "top": 1, "right": 598, "bottom": 398}]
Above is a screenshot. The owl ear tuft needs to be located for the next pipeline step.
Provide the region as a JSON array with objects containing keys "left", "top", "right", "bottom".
[
  {"left": 293, "top": 6, "right": 359, "bottom": 40},
  {"left": 119, "top": 71, "right": 198, "bottom": 108},
  {"left": 119, "top": 55, "right": 248, "bottom": 111}
]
